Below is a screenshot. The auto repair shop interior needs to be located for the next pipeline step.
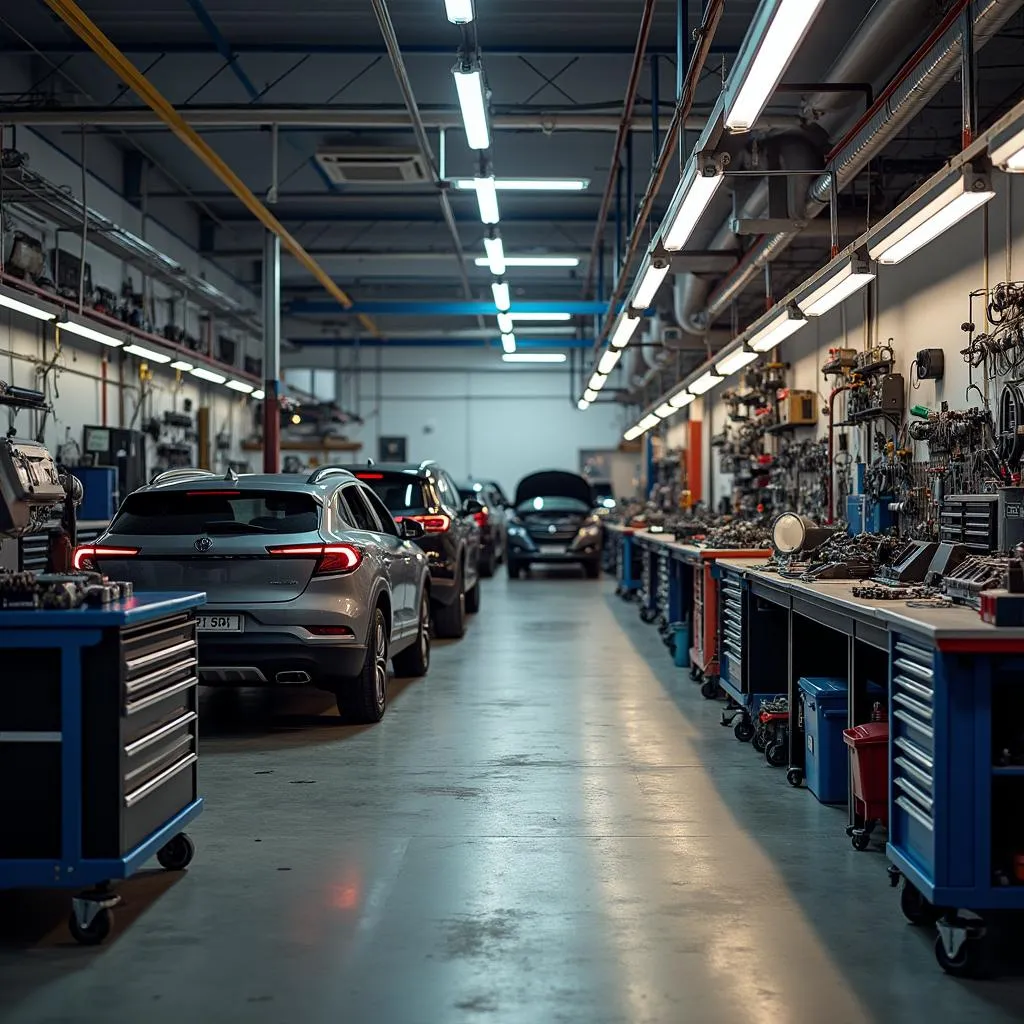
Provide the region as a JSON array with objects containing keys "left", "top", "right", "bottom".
[{"left": 5, "top": 0, "right": 1024, "bottom": 1019}]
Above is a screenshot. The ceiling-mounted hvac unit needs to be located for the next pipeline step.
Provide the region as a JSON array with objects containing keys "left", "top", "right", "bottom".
[{"left": 314, "top": 148, "right": 431, "bottom": 185}]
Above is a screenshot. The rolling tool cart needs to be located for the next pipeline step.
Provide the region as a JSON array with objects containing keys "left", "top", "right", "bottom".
[
  {"left": 608, "top": 525, "right": 642, "bottom": 598},
  {"left": 0, "top": 592, "right": 206, "bottom": 944}
]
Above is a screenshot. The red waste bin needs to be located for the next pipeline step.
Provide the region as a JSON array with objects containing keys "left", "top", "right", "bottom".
[{"left": 843, "top": 722, "right": 889, "bottom": 848}]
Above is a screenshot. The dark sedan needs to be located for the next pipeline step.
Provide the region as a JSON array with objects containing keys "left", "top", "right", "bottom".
[
  {"left": 458, "top": 480, "right": 507, "bottom": 577},
  {"left": 506, "top": 470, "right": 603, "bottom": 579}
]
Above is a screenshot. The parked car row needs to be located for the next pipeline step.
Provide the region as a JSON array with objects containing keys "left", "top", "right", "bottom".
[{"left": 71, "top": 462, "right": 605, "bottom": 726}]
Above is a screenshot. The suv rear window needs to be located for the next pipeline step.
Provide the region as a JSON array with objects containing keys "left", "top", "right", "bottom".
[
  {"left": 109, "top": 490, "right": 319, "bottom": 536},
  {"left": 361, "top": 477, "right": 431, "bottom": 514}
]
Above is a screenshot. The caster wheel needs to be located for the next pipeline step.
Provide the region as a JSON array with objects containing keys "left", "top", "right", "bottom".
[
  {"left": 69, "top": 906, "right": 113, "bottom": 946},
  {"left": 157, "top": 832, "right": 195, "bottom": 871},
  {"left": 933, "top": 931, "right": 993, "bottom": 979},
  {"left": 688, "top": 665, "right": 703, "bottom": 682},
  {"left": 700, "top": 679, "right": 718, "bottom": 700},
  {"left": 667, "top": 641, "right": 676, "bottom": 659},
  {"left": 734, "top": 718, "right": 755, "bottom": 743},
  {"left": 851, "top": 830, "right": 872, "bottom": 851},
  {"left": 765, "top": 742, "right": 788, "bottom": 767},
  {"left": 786, "top": 767, "right": 803, "bottom": 786},
  {"left": 900, "top": 882, "right": 940, "bottom": 926},
  {"left": 752, "top": 732, "right": 767, "bottom": 753}
]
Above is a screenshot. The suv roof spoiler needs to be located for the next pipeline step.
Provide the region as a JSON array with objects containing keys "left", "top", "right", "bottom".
[{"left": 151, "top": 468, "right": 218, "bottom": 486}]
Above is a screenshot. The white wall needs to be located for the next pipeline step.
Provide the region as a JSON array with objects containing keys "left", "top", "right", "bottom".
[
  {"left": 698, "top": 172, "right": 1024, "bottom": 509},
  {"left": 282, "top": 346, "right": 627, "bottom": 496}
]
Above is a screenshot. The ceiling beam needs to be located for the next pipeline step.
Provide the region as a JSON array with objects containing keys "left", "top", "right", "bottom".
[{"left": 283, "top": 299, "right": 619, "bottom": 315}]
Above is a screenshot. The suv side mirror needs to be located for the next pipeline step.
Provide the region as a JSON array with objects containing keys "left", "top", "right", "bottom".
[
  {"left": 399, "top": 518, "right": 425, "bottom": 540},
  {"left": 461, "top": 498, "right": 484, "bottom": 516}
]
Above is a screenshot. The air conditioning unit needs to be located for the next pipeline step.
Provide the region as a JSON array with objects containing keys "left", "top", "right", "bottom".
[
  {"left": 314, "top": 148, "right": 430, "bottom": 185},
  {"left": 662, "top": 326, "right": 684, "bottom": 347}
]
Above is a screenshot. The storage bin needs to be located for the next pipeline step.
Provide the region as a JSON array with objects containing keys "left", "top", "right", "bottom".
[
  {"left": 798, "top": 676, "right": 849, "bottom": 804},
  {"left": 843, "top": 722, "right": 889, "bottom": 827}
]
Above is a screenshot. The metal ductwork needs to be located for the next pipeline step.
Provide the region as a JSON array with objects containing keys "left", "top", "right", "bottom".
[{"left": 703, "top": 0, "right": 1023, "bottom": 323}]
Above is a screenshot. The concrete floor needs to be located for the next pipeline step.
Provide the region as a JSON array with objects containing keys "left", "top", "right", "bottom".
[{"left": 2, "top": 573, "right": 1024, "bottom": 1023}]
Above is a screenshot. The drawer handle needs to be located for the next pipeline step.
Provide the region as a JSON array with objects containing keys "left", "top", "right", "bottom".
[
  {"left": 125, "top": 638, "right": 197, "bottom": 672},
  {"left": 893, "top": 693, "right": 933, "bottom": 721},
  {"left": 894, "top": 709, "right": 934, "bottom": 740},
  {"left": 894, "top": 736, "right": 934, "bottom": 771},
  {"left": 125, "top": 711, "right": 198, "bottom": 757},
  {"left": 894, "top": 642, "right": 932, "bottom": 671},
  {"left": 894, "top": 756, "right": 932, "bottom": 790},
  {"left": 895, "top": 795, "right": 934, "bottom": 831},
  {"left": 893, "top": 674, "right": 933, "bottom": 703},
  {"left": 124, "top": 752, "right": 197, "bottom": 808},
  {"left": 125, "top": 676, "right": 198, "bottom": 716},
  {"left": 894, "top": 658, "right": 933, "bottom": 685},
  {"left": 125, "top": 656, "right": 198, "bottom": 696},
  {"left": 895, "top": 774, "right": 933, "bottom": 809}
]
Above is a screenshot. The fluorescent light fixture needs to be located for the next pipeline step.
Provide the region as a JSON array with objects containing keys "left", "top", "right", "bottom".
[
  {"left": 252, "top": 389, "right": 265, "bottom": 400},
  {"left": 589, "top": 371, "right": 607, "bottom": 391},
  {"left": 715, "top": 346, "right": 758, "bottom": 376},
  {"left": 800, "top": 256, "right": 875, "bottom": 316},
  {"left": 687, "top": 370, "right": 724, "bottom": 395},
  {"left": 0, "top": 286, "right": 55, "bottom": 321},
  {"left": 191, "top": 366, "right": 227, "bottom": 384},
  {"left": 500, "top": 332, "right": 516, "bottom": 354},
  {"left": 491, "top": 280, "right": 511, "bottom": 312},
  {"left": 597, "top": 348, "right": 621, "bottom": 375},
  {"left": 507, "top": 312, "right": 572, "bottom": 322},
  {"left": 637, "top": 413, "right": 661, "bottom": 432},
  {"left": 623, "top": 424, "right": 644, "bottom": 441},
  {"left": 577, "top": 398, "right": 589, "bottom": 410},
  {"left": 662, "top": 168, "right": 724, "bottom": 251},
  {"left": 724, "top": 0, "right": 826, "bottom": 133},
  {"left": 496, "top": 312, "right": 514, "bottom": 333},
  {"left": 629, "top": 257, "right": 671, "bottom": 310},
  {"left": 453, "top": 178, "right": 588, "bottom": 191},
  {"left": 583, "top": 387, "right": 599, "bottom": 402},
  {"left": 56, "top": 317, "right": 123, "bottom": 348},
  {"left": 867, "top": 171, "right": 995, "bottom": 265},
  {"left": 669, "top": 389, "right": 696, "bottom": 409},
  {"left": 226, "top": 379, "right": 255, "bottom": 393},
  {"left": 654, "top": 402, "right": 675, "bottom": 419},
  {"left": 483, "top": 236, "right": 506, "bottom": 275},
  {"left": 990, "top": 124, "right": 1024, "bottom": 172},
  {"left": 473, "top": 175, "right": 500, "bottom": 224},
  {"left": 444, "top": 0, "right": 473, "bottom": 24},
  {"left": 170, "top": 359, "right": 194, "bottom": 371},
  {"left": 749, "top": 304, "right": 807, "bottom": 352},
  {"left": 452, "top": 63, "right": 490, "bottom": 150},
  {"left": 474, "top": 255, "right": 581, "bottom": 268},
  {"left": 502, "top": 352, "right": 567, "bottom": 363},
  {"left": 609, "top": 313, "right": 640, "bottom": 350},
  {"left": 124, "top": 343, "right": 172, "bottom": 364}
]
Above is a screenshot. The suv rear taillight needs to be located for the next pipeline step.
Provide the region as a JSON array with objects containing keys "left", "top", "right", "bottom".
[
  {"left": 265, "top": 543, "right": 362, "bottom": 575},
  {"left": 400, "top": 514, "right": 451, "bottom": 533},
  {"left": 72, "top": 545, "right": 140, "bottom": 571},
  {"left": 473, "top": 510, "right": 489, "bottom": 529}
]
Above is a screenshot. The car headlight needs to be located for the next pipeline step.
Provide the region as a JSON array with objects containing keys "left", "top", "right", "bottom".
[
  {"left": 507, "top": 522, "right": 528, "bottom": 537},
  {"left": 575, "top": 523, "right": 601, "bottom": 540}
]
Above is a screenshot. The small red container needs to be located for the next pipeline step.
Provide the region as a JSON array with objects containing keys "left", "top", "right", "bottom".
[{"left": 843, "top": 722, "right": 889, "bottom": 827}]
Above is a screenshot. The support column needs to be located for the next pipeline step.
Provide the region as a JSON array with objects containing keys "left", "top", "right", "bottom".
[{"left": 263, "top": 231, "right": 281, "bottom": 474}]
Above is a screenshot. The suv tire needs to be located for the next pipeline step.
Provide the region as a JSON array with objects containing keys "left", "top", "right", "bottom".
[
  {"left": 465, "top": 579, "right": 481, "bottom": 614},
  {"left": 336, "top": 606, "right": 388, "bottom": 722},
  {"left": 392, "top": 588, "right": 431, "bottom": 677},
  {"left": 433, "top": 582, "right": 466, "bottom": 638}
]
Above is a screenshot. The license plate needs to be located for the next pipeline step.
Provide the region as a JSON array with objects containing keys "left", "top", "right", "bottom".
[
  {"left": 539, "top": 544, "right": 565, "bottom": 554},
  {"left": 197, "top": 614, "right": 243, "bottom": 632}
]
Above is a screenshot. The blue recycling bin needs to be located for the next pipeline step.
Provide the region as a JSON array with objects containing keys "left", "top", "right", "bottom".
[{"left": 798, "top": 676, "right": 849, "bottom": 804}]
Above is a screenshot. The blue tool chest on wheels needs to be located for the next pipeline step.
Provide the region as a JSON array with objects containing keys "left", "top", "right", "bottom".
[{"left": 798, "top": 676, "right": 849, "bottom": 804}]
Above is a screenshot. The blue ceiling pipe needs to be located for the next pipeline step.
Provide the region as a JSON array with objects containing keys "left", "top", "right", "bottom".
[
  {"left": 287, "top": 336, "right": 592, "bottom": 348},
  {"left": 284, "top": 299, "right": 642, "bottom": 315}
]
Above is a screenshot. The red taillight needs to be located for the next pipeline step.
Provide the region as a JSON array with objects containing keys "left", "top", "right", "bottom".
[
  {"left": 186, "top": 490, "right": 240, "bottom": 496},
  {"left": 72, "top": 545, "right": 140, "bottom": 571},
  {"left": 405, "top": 514, "right": 451, "bottom": 533},
  {"left": 265, "top": 543, "right": 362, "bottom": 575},
  {"left": 473, "top": 510, "right": 489, "bottom": 529},
  {"left": 306, "top": 625, "right": 355, "bottom": 637},
  {"left": 356, "top": 472, "right": 384, "bottom": 480}
]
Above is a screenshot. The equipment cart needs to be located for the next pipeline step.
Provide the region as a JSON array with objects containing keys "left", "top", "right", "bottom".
[{"left": 0, "top": 591, "right": 205, "bottom": 944}]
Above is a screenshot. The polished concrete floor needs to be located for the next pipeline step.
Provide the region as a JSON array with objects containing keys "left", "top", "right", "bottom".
[{"left": 2, "top": 573, "right": 1024, "bottom": 1023}]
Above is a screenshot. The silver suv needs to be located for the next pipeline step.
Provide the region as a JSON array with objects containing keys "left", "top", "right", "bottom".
[{"left": 73, "top": 467, "right": 432, "bottom": 723}]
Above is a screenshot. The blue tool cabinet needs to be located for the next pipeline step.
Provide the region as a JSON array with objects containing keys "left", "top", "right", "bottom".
[{"left": 0, "top": 591, "right": 206, "bottom": 944}]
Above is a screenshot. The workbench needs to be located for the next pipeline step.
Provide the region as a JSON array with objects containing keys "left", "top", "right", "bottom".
[{"left": 0, "top": 591, "right": 206, "bottom": 944}]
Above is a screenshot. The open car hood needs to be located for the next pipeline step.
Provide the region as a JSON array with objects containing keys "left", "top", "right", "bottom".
[{"left": 514, "top": 470, "right": 593, "bottom": 507}]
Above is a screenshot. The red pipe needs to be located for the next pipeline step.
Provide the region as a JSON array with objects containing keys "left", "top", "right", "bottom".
[
  {"left": 263, "top": 383, "right": 280, "bottom": 474},
  {"left": 827, "top": 383, "right": 852, "bottom": 523},
  {"left": 100, "top": 355, "right": 108, "bottom": 426}
]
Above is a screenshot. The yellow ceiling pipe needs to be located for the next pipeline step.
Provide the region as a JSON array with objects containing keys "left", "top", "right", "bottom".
[{"left": 42, "top": 0, "right": 380, "bottom": 338}]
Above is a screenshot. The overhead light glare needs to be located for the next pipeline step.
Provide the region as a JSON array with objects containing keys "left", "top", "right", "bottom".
[
  {"left": 483, "top": 236, "right": 506, "bottom": 275},
  {"left": 609, "top": 313, "right": 640, "bottom": 349},
  {"left": 669, "top": 390, "right": 696, "bottom": 409},
  {"left": 170, "top": 360, "right": 194, "bottom": 371},
  {"left": 473, "top": 255, "right": 581, "bottom": 268},
  {"left": 724, "top": 0, "right": 827, "bottom": 133},
  {"left": 444, "top": 0, "right": 474, "bottom": 24},
  {"left": 0, "top": 287, "right": 56, "bottom": 321},
  {"left": 226, "top": 379, "right": 255, "bottom": 393},
  {"left": 502, "top": 352, "right": 567, "bottom": 363},
  {"left": 191, "top": 366, "right": 227, "bottom": 384},
  {"left": 800, "top": 257, "right": 875, "bottom": 316},
  {"left": 630, "top": 258, "right": 671, "bottom": 310},
  {"left": 687, "top": 370, "right": 724, "bottom": 395},
  {"left": 715, "top": 347, "right": 758, "bottom": 376},
  {"left": 507, "top": 312, "right": 572, "bottom": 322},
  {"left": 637, "top": 413, "right": 661, "bottom": 432},
  {"left": 868, "top": 172, "right": 995, "bottom": 265},
  {"left": 990, "top": 125, "right": 1024, "bottom": 172},
  {"left": 597, "top": 348, "right": 621, "bottom": 375},
  {"left": 500, "top": 332, "right": 516, "bottom": 354},
  {"left": 453, "top": 178, "right": 588, "bottom": 191},
  {"left": 124, "top": 343, "right": 172, "bottom": 364},
  {"left": 496, "top": 312, "right": 514, "bottom": 333},
  {"left": 588, "top": 371, "right": 607, "bottom": 391},
  {"left": 623, "top": 424, "right": 644, "bottom": 441},
  {"left": 654, "top": 402, "right": 675, "bottom": 419},
  {"left": 473, "top": 175, "right": 500, "bottom": 224},
  {"left": 583, "top": 387, "right": 599, "bottom": 402},
  {"left": 662, "top": 170, "right": 724, "bottom": 251},
  {"left": 491, "top": 281, "right": 511, "bottom": 312},
  {"left": 252, "top": 389, "right": 265, "bottom": 401},
  {"left": 452, "top": 63, "right": 490, "bottom": 150},
  {"left": 56, "top": 317, "right": 123, "bottom": 348},
  {"left": 577, "top": 398, "right": 589, "bottom": 410},
  {"left": 749, "top": 305, "right": 807, "bottom": 352}
]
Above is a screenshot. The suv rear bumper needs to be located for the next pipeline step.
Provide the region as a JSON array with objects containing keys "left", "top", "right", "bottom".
[{"left": 198, "top": 634, "right": 367, "bottom": 687}]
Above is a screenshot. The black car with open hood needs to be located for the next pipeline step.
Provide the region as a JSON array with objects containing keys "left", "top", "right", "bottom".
[{"left": 506, "top": 470, "right": 602, "bottom": 578}]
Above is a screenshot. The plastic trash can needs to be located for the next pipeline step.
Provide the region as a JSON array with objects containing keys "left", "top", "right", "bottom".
[
  {"left": 798, "top": 676, "right": 849, "bottom": 804},
  {"left": 843, "top": 722, "right": 889, "bottom": 827}
]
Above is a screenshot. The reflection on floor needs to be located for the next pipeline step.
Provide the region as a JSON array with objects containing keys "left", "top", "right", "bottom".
[{"left": 1, "top": 571, "right": 1023, "bottom": 1023}]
